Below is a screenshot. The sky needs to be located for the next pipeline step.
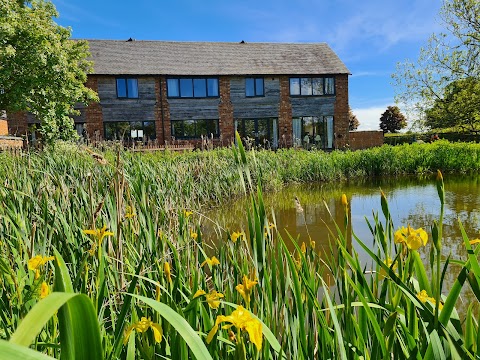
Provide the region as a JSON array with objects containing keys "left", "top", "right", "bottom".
[{"left": 53, "top": 0, "right": 444, "bottom": 131}]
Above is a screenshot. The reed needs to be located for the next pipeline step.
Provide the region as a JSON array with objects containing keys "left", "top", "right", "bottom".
[{"left": 0, "top": 139, "right": 479, "bottom": 359}]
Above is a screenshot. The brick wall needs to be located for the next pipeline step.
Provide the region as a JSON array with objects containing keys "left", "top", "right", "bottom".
[
  {"left": 218, "top": 76, "right": 234, "bottom": 145},
  {"left": 349, "top": 131, "right": 384, "bottom": 150},
  {"left": 7, "top": 112, "right": 28, "bottom": 136},
  {"left": 155, "top": 77, "right": 171, "bottom": 144},
  {"left": 278, "top": 76, "right": 293, "bottom": 147},
  {"left": 334, "top": 74, "right": 349, "bottom": 149},
  {"left": 0, "top": 120, "right": 8, "bottom": 136},
  {"left": 85, "top": 77, "right": 104, "bottom": 140}
]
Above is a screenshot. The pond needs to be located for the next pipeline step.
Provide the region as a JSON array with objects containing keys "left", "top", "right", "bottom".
[{"left": 204, "top": 174, "right": 480, "bottom": 309}]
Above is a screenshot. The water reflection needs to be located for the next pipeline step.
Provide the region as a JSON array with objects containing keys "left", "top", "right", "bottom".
[{"left": 204, "top": 174, "right": 480, "bottom": 310}]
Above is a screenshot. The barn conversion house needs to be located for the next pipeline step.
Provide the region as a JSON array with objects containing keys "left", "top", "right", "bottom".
[{"left": 9, "top": 40, "right": 351, "bottom": 149}]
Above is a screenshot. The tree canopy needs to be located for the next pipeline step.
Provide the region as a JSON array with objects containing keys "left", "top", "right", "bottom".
[
  {"left": 0, "top": 0, "right": 97, "bottom": 143},
  {"left": 379, "top": 106, "right": 407, "bottom": 133},
  {"left": 393, "top": 0, "right": 480, "bottom": 131},
  {"left": 348, "top": 107, "right": 360, "bottom": 131},
  {"left": 425, "top": 77, "right": 480, "bottom": 133}
]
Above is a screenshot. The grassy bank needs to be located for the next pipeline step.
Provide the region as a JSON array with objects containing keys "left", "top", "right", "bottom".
[{"left": 0, "top": 140, "right": 479, "bottom": 359}]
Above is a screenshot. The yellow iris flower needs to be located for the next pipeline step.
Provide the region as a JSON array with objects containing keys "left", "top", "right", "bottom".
[
  {"left": 28, "top": 255, "right": 55, "bottom": 279},
  {"left": 394, "top": 225, "right": 428, "bottom": 250},
  {"left": 190, "top": 231, "right": 198, "bottom": 240},
  {"left": 39, "top": 282, "right": 49, "bottom": 299},
  {"left": 207, "top": 305, "right": 263, "bottom": 351},
  {"left": 417, "top": 290, "right": 443, "bottom": 310},
  {"left": 379, "top": 257, "right": 397, "bottom": 279},
  {"left": 235, "top": 275, "right": 258, "bottom": 306},
  {"left": 184, "top": 210, "right": 193, "bottom": 217},
  {"left": 83, "top": 225, "right": 114, "bottom": 254},
  {"left": 193, "top": 289, "right": 224, "bottom": 309},
  {"left": 341, "top": 193, "right": 348, "bottom": 207},
  {"left": 201, "top": 256, "right": 220, "bottom": 268},
  {"left": 125, "top": 206, "right": 136, "bottom": 219},
  {"left": 231, "top": 231, "right": 244, "bottom": 243},
  {"left": 164, "top": 262, "right": 172, "bottom": 283},
  {"left": 124, "top": 317, "right": 163, "bottom": 344},
  {"left": 205, "top": 290, "right": 224, "bottom": 309}
]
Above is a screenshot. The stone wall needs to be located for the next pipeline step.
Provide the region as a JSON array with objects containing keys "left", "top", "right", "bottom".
[{"left": 349, "top": 130, "right": 384, "bottom": 150}]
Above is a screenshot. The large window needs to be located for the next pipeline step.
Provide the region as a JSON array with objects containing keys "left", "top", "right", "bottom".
[
  {"left": 235, "top": 118, "right": 278, "bottom": 148},
  {"left": 167, "top": 78, "right": 219, "bottom": 98},
  {"left": 292, "top": 116, "right": 334, "bottom": 149},
  {"left": 245, "top": 78, "right": 264, "bottom": 97},
  {"left": 116, "top": 78, "right": 139, "bottom": 98},
  {"left": 104, "top": 121, "right": 156, "bottom": 141},
  {"left": 289, "top": 77, "right": 335, "bottom": 96},
  {"left": 171, "top": 119, "right": 219, "bottom": 139}
]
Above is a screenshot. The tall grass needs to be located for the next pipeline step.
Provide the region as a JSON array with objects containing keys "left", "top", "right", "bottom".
[{"left": 0, "top": 140, "right": 479, "bottom": 359}]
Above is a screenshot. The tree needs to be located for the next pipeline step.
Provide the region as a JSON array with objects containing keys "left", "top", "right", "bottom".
[
  {"left": 380, "top": 106, "right": 407, "bottom": 133},
  {"left": 425, "top": 77, "right": 480, "bottom": 133},
  {"left": 0, "top": 0, "right": 98, "bottom": 144},
  {"left": 348, "top": 107, "right": 360, "bottom": 131},
  {"left": 393, "top": 0, "right": 480, "bottom": 128}
]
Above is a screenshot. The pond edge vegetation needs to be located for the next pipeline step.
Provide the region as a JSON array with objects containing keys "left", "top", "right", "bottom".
[{"left": 1, "top": 139, "right": 480, "bottom": 358}]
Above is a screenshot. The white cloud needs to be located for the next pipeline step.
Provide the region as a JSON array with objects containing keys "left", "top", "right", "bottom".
[{"left": 352, "top": 105, "right": 388, "bottom": 131}]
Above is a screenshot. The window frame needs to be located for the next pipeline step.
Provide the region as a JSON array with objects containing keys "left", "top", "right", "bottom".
[
  {"left": 103, "top": 121, "right": 156, "bottom": 141},
  {"left": 116, "top": 78, "right": 139, "bottom": 99},
  {"left": 289, "top": 76, "right": 335, "bottom": 97},
  {"left": 245, "top": 77, "right": 265, "bottom": 97},
  {"left": 170, "top": 118, "right": 220, "bottom": 139},
  {"left": 166, "top": 77, "right": 220, "bottom": 98},
  {"left": 292, "top": 115, "right": 335, "bottom": 149}
]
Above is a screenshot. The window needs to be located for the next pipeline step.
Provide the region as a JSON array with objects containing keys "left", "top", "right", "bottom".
[
  {"left": 171, "top": 119, "right": 219, "bottom": 139},
  {"left": 289, "top": 77, "right": 335, "bottom": 96},
  {"left": 116, "top": 78, "right": 139, "bottom": 98},
  {"left": 292, "top": 116, "right": 334, "bottom": 149},
  {"left": 167, "top": 78, "right": 219, "bottom": 98},
  {"left": 104, "top": 121, "right": 156, "bottom": 141},
  {"left": 245, "top": 78, "right": 264, "bottom": 97},
  {"left": 234, "top": 118, "right": 278, "bottom": 148}
]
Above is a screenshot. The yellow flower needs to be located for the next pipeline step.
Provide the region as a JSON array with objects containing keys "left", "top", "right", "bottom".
[
  {"left": 193, "top": 289, "right": 206, "bottom": 299},
  {"left": 268, "top": 222, "right": 275, "bottom": 229},
  {"left": 83, "top": 225, "right": 114, "bottom": 248},
  {"left": 184, "top": 210, "right": 193, "bottom": 217},
  {"left": 164, "top": 262, "right": 172, "bottom": 283},
  {"left": 207, "top": 306, "right": 263, "bottom": 351},
  {"left": 231, "top": 231, "right": 244, "bottom": 243},
  {"left": 28, "top": 255, "right": 54, "bottom": 279},
  {"left": 300, "top": 242, "right": 306, "bottom": 255},
  {"left": 125, "top": 206, "right": 136, "bottom": 219},
  {"left": 394, "top": 225, "right": 428, "bottom": 250},
  {"left": 39, "top": 282, "right": 49, "bottom": 299},
  {"left": 190, "top": 231, "right": 198, "bottom": 240},
  {"left": 341, "top": 194, "right": 348, "bottom": 207},
  {"left": 469, "top": 239, "right": 480, "bottom": 245},
  {"left": 201, "top": 256, "right": 221, "bottom": 268},
  {"left": 235, "top": 275, "right": 258, "bottom": 306},
  {"left": 124, "top": 317, "right": 163, "bottom": 344},
  {"left": 416, "top": 290, "right": 443, "bottom": 310},
  {"left": 205, "top": 290, "right": 224, "bottom": 309},
  {"left": 379, "top": 257, "right": 397, "bottom": 279}
]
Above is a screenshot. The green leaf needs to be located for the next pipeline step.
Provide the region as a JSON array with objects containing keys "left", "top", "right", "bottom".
[
  {"left": 0, "top": 340, "right": 56, "bottom": 360},
  {"left": 129, "top": 294, "right": 213, "bottom": 360}
]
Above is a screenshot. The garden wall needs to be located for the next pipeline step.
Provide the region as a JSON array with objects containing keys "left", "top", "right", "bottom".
[{"left": 348, "top": 130, "right": 383, "bottom": 150}]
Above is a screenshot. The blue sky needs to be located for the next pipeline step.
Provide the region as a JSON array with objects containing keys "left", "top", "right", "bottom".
[{"left": 53, "top": 0, "right": 443, "bottom": 130}]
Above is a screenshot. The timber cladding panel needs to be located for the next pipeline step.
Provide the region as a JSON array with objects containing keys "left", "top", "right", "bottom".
[
  {"left": 168, "top": 99, "right": 220, "bottom": 120},
  {"left": 290, "top": 97, "right": 335, "bottom": 117},
  {"left": 98, "top": 77, "right": 156, "bottom": 123},
  {"left": 230, "top": 77, "right": 280, "bottom": 119}
]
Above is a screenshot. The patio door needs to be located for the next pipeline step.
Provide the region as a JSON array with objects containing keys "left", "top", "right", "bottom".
[{"left": 235, "top": 118, "right": 278, "bottom": 148}]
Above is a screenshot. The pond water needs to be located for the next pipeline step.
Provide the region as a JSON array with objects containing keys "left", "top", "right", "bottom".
[{"left": 204, "top": 174, "right": 480, "bottom": 309}]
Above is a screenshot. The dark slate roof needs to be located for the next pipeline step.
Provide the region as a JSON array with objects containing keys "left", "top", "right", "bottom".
[{"left": 85, "top": 40, "right": 350, "bottom": 76}]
